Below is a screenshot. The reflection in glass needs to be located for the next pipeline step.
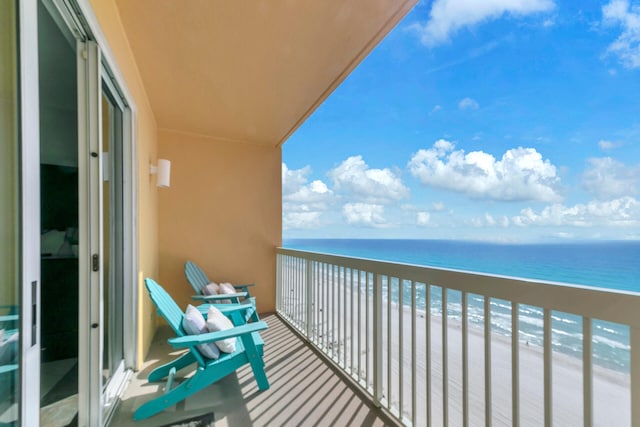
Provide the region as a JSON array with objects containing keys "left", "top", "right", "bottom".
[
  {"left": 101, "top": 89, "right": 125, "bottom": 415},
  {"left": 38, "top": 1, "right": 79, "bottom": 424}
]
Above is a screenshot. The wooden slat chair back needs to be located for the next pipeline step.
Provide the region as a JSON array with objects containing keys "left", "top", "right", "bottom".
[
  {"left": 185, "top": 260, "right": 255, "bottom": 297},
  {"left": 184, "top": 260, "right": 210, "bottom": 295},
  {"left": 184, "top": 260, "right": 259, "bottom": 322}
]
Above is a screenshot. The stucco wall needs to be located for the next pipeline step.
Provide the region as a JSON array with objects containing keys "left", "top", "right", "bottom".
[
  {"left": 90, "top": 0, "right": 159, "bottom": 368},
  {"left": 157, "top": 129, "right": 282, "bottom": 314},
  {"left": 0, "top": 0, "right": 18, "bottom": 308},
  {"left": 90, "top": 0, "right": 282, "bottom": 367}
]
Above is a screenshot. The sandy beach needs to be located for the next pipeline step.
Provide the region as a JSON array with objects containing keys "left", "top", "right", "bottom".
[{"left": 283, "top": 280, "right": 631, "bottom": 427}]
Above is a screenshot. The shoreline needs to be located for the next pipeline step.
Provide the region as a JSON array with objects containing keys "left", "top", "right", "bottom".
[
  {"left": 400, "top": 300, "right": 630, "bottom": 381},
  {"left": 391, "top": 302, "right": 630, "bottom": 385},
  {"left": 292, "top": 289, "right": 631, "bottom": 426}
]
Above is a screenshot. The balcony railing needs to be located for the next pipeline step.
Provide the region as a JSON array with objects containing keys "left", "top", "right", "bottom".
[{"left": 275, "top": 247, "right": 640, "bottom": 427}]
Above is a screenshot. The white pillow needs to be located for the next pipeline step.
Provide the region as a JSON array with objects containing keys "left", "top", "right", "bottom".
[
  {"left": 203, "top": 282, "right": 220, "bottom": 296},
  {"left": 206, "top": 305, "right": 236, "bottom": 353},
  {"left": 219, "top": 282, "right": 236, "bottom": 294},
  {"left": 217, "top": 282, "right": 238, "bottom": 303},
  {"left": 0, "top": 330, "right": 19, "bottom": 365},
  {"left": 182, "top": 304, "right": 220, "bottom": 360}
]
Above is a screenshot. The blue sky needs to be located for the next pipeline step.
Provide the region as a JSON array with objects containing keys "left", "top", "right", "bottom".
[{"left": 282, "top": 0, "right": 640, "bottom": 242}]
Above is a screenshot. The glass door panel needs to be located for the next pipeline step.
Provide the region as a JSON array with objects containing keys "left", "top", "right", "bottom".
[
  {"left": 0, "top": 0, "right": 20, "bottom": 423},
  {"left": 38, "top": 1, "right": 79, "bottom": 425},
  {"left": 101, "top": 84, "right": 125, "bottom": 418}
]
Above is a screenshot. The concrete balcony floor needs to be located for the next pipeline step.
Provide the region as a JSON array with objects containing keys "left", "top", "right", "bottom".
[{"left": 109, "top": 314, "right": 397, "bottom": 426}]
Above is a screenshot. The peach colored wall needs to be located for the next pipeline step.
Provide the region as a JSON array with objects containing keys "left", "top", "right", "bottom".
[
  {"left": 90, "top": 0, "right": 159, "bottom": 368},
  {"left": 158, "top": 129, "right": 282, "bottom": 314},
  {"left": 0, "top": 0, "right": 18, "bottom": 307}
]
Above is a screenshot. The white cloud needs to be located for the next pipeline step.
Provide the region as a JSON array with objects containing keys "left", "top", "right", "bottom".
[
  {"left": 484, "top": 213, "right": 497, "bottom": 226},
  {"left": 342, "top": 203, "right": 389, "bottom": 228},
  {"left": 598, "top": 139, "right": 619, "bottom": 151},
  {"left": 408, "top": 139, "right": 562, "bottom": 202},
  {"left": 285, "top": 179, "right": 332, "bottom": 204},
  {"left": 602, "top": 0, "right": 640, "bottom": 69},
  {"left": 512, "top": 197, "right": 640, "bottom": 227},
  {"left": 470, "top": 213, "right": 510, "bottom": 227},
  {"left": 282, "top": 163, "right": 310, "bottom": 195},
  {"left": 582, "top": 157, "right": 640, "bottom": 200},
  {"left": 432, "top": 202, "right": 446, "bottom": 211},
  {"left": 283, "top": 163, "right": 333, "bottom": 205},
  {"left": 411, "top": 0, "right": 555, "bottom": 47},
  {"left": 417, "top": 211, "right": 431, "bottom": 226},
  {"left": 283, "top": 212, "right": 322, "bottom": 229},
  {"left": 328, "top": 156, "right": 409, "bottom": 203},
  {"left": 431, "top": 104, "right": 443, "bottom": 113},
  {"left": 282, "top": 163, "right": 333, "bottom": 229},
  {"left": 458, "top": 97, "right": 479, "bottom": 110}
]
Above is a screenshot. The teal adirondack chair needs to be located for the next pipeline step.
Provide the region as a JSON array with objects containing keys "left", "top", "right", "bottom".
[
  {"left": 0, "top": 305, "right": 18, "bottom": 375},
  {"left": 134, "top": 278, "right": 270, "bottom": 420},
  {"left": 184, "top": 260, "right": 259, "bottom": 322}
]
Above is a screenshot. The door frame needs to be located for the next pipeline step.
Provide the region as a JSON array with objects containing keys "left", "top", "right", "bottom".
[
  {"left": 100, "top": 68, "right": 132, "bottom": 421},
  {"left": 77, "top": 35, "right": 137, "bottom": 425},
  {"left": 70, "top": 2, "right": 139, "bottom": 375},
  {"left": 19, "top": 0, "right": 42, "bottom": 425},
  {"left": 77, "top": 38, "right": 102, "bottom": 427}
]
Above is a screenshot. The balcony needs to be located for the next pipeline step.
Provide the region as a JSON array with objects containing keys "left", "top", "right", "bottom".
[
  {"left": 110, "top": 248, "right": 639, "bottom": 426},
  {"left": 108, "top": 313, "right": 396, "bottom": 426},
  {"left": 275, "top": 248, "right": 640, "bottom": 427}
]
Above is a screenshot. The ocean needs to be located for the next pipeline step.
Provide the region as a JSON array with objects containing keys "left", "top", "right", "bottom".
[{"left": 283, "top": 239, "right": 640, "bottom": 372}]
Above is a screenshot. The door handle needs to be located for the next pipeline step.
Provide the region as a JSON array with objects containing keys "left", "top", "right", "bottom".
[{"left": 31, "top": 280, "right": 37, "bottom": 346}]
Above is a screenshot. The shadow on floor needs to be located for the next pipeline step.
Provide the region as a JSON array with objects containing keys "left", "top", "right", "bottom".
[{"left": 109, "top": 314, "right": 397, "bottom": 426}]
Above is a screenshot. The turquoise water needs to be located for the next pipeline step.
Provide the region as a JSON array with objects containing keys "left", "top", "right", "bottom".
[{"left": 284, "top": 239, "right": 640, "bottom": 372}]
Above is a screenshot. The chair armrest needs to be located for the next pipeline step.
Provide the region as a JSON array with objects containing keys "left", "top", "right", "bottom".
[
  {"left": 233, "top": 283, "right": 255, "bottom": 290},
  {"left": 195, "top": 302, "right": 254, "bottom": 316},
  {"left": 191, "top": 292, "right": 247, "bottom": 301},
  {"left": 168, "top": 321, "right": 268, "bottom": 349},
  {"left": 215, "top": 303, "right": 255, "bottom": 315}
]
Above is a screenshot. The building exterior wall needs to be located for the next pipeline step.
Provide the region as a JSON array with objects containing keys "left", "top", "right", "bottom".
[
  {"left": 89, "top": 0, "right": 283, "bottom": 366},
  {"left": 90, "top": 0, "right": 160, "bottom": 368},
  {"left": 158, "top": 129, "right": 282, "bottom": 314},
  {"left": 0, "top": 0, "right": 18, "bottom": 309}
]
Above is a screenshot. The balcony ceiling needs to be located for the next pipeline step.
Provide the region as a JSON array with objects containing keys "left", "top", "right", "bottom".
[{"left": 115, "top": 0, "right": 416, "bottom": 146}]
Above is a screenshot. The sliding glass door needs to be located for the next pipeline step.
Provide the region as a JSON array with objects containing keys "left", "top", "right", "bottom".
[
  {"left": 38, "top": 2, "right": 80, "bottom": 425},
  {"left": 101, "top": 83, "right": 126, "bottom": 418},
  {"left": 7, "top": 1, "right": 135, "bottom": 424},
  {"left": 37, "top": 2, "right": 131, "bottom": 425}
]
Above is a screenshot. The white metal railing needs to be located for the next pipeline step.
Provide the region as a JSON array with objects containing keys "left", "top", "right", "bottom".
[{"left": 275, "top": 247, "right": 640, "bottom": 427}]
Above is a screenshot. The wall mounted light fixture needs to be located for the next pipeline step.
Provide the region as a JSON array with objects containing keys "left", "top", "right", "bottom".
[{"left": 150, "top": 159, "right": 171, "bottom": 188}]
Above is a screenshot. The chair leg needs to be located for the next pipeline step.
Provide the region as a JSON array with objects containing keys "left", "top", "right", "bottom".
[
  {"left": 240, "top": 335, "right": 269, "bottom": 391},
  {"left": 249, "top": 308, "right": 259, "bottom": 323},
  {"left": 148, "top": 351, "right": 196, "bottom": 382},
  {"left": 134, "top": 374, "right": 205, "bottom": 420},
  {"left": 249, "top": 357, "right": 269, "bottom": 391},
  {"left": 134, "top": 363, "right": 231, "bottom": 420}
]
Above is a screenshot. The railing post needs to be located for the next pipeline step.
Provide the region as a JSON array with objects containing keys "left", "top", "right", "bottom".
[
  {"left": 583, "top": 318, "right": 592, "bottom": 427},
  {"left": 275, "top": 251, "right": 281, "bottom": 313},
  {"left": 544, "top": 309, "right": 552, "bottom": 427},
  {"left": 632, "top": 326, "right": 640, "bottom": 427},
  {"left": 306, "top": 258, "right": 313, "bottom": 340},
  {"left": 373, "top": 273, "right": 383, "bottom": 407}
]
